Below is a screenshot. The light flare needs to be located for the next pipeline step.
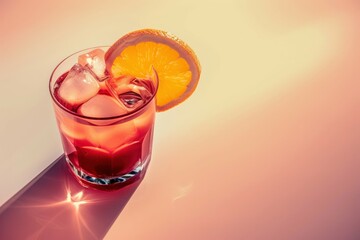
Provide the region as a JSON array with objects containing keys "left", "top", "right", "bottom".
[{"left": 65, "top": 190, "right": 88, "bottom": 211}]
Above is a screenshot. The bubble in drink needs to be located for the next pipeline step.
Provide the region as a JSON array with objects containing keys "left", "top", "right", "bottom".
[
  {"left": 57, "top": 64, "right": 100, "bottom": 106},
  {"left": 78, "top": 49, "right": 107, "bottom": 80}
]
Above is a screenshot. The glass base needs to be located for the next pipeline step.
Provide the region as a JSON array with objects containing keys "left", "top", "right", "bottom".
[{"left": 65, "top": 156, "right": 148, "bottom": 188}]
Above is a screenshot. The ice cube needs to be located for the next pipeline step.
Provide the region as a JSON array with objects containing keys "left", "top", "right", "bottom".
[
  {"left": 88, "top": 120, "right": 138, "bottom": 152},
  {"left": 77, "top": 94, "right": 128, "bottom": 118},
  {"left": 129, "top": 78, "right": 154, "bottom": 102},
  {"left": 106, "top": 76, "right": 154, "bottom": 110},
  {"left": 118, "top": 91, "right": 144, "bottom": 108},
  {"left": 58, "top": 64, "right": 100, "bottom": 105},
  {"left": 78, "top": 49, "right": 107, "bottom": 80}
]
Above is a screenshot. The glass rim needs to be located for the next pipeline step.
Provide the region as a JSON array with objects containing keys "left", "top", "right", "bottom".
[{"left": 49, "top": 46, "right": 159, "bottom": 121}]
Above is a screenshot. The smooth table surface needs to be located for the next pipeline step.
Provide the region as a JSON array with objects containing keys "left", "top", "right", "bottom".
[{"left": 1, "top": 0, "right": 360, "bottom": 239}]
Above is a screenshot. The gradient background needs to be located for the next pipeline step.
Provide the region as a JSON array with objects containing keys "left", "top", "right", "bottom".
[{"left": 1, "top": 0, "right": 360, "bottom": 239}]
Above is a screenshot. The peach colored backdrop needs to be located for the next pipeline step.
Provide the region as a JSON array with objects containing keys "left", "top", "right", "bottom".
[{"left": 1, "top": 0, "right": 360, "bottom": 239}]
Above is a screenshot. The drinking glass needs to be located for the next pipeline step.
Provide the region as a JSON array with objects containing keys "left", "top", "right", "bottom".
[{"left": 49, "top": 47, "right": 158, "bottom": 190}]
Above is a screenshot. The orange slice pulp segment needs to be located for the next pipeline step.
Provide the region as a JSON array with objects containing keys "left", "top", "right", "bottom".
[{"left": 105, "top": 29, "right": 201, "bottom": 111}]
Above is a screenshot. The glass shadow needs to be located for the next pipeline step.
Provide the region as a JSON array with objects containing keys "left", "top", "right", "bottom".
[{"left": 0, "top": 155, "right": 140, "bottom": 240}]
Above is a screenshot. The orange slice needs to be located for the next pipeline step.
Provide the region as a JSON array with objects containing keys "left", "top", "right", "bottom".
[{"left": 105, "top": 29, "right": 201, "bottom": 111}]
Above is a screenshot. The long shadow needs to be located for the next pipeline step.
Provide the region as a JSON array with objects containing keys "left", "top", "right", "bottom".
[{"left": 0, "top": 155, "right": 140, "bottom": 240}]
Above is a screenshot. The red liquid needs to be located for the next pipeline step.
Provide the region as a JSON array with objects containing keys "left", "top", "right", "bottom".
[{"left": 53, "top": 73, "right": 156, "bottom": 190}]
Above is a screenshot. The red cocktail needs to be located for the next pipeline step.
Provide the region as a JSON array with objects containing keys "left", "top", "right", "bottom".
[{"left": 49, "top": 47, "right": 158, "bottom": 190}]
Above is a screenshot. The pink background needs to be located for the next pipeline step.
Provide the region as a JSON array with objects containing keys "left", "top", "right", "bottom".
[{"left": 1, "top": 0, "right": 360, "bottom": 239}]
